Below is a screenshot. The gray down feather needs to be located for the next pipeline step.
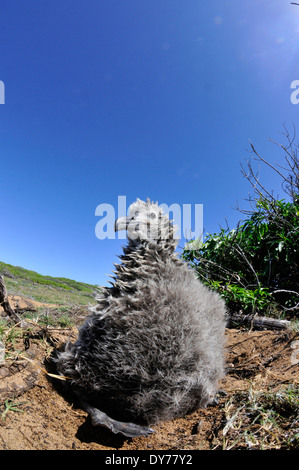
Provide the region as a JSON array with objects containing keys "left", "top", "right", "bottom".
[{"left": 56, "top": 198, "right": 227, "bottom": 427}]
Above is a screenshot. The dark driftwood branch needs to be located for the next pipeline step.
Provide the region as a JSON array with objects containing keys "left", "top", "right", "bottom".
[
  {"left": 0, "top": 275, "right": 24, "bottom": 325},
  {"left": 229, "top": 312, "right": 291, "bottom": 330}
]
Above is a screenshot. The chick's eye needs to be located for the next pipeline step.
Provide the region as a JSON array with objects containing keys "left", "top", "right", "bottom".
[{"left": 149, "top": 213, "right": 156, "bottom": 219}]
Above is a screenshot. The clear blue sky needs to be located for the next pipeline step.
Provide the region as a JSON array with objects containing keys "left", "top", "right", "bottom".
[{"left": 0, "top": 0, "right": 299, "bottom": 286}]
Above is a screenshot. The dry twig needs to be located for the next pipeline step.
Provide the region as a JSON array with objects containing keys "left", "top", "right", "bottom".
[{"left": 0, "top": 276, "right": 25, "bottom": 326}]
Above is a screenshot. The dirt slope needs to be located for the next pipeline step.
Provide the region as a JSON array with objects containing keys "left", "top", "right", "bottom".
[{"left": 1, "top": 325, "right": 298, "bottom": 450}]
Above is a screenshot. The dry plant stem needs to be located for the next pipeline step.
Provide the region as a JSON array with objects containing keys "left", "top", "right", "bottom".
[
  {"left": 250, "top": 141, "right": 294, "bottom": 189},
  {"left": 272, "top": 289, "right": 299, "bottom": 312},
  {"left": 0, "top": 275, "right": 24, "bottom": 325},
  {"left": 234, "top": 243, "right": 261, "bottom": 290}
]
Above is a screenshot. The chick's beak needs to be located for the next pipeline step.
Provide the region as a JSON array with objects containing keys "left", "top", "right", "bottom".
[{"left": 114, "top": 216, "right": 132, "bottom": 232}]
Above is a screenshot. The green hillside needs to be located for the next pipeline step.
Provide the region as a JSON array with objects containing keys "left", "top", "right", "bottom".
[{"left": 0, "top": 261, "right": 98, "bottom": 307}]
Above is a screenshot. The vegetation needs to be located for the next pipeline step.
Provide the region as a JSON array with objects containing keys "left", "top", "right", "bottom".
[
  {"left": 183, "top": 129, "right": 299, "bottom": 318},
  {"left": 0, "top": 261, "right": 96, "bottom": 293},
  {"left": 0, "top": 319, "right": 23, "bottom": 361},
  {"left": 0, "top": 261, "right": 98, "bottom": 307},
  {"left": 1, "top": 398, "right": 26, "bottom": 422},
  {"left": 219, "top": 385, "right": 299, "bottom": 450}
]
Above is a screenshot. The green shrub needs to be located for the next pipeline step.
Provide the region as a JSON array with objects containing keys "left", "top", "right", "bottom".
[
  {"left": 183, "top": 198, "right": 299, "bottom": 316},
  {"left": 183, "top": 128, "right": 299, "bottom": 317}
]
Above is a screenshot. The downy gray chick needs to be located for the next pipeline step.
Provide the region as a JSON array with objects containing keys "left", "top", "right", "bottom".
[{"left": 56, "top": 198, "right": 227, "bottom": 437}]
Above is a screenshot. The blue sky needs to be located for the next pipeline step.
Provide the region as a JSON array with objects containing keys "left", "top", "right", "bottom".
[{"left": 0, "top": 0, "right": 299, "bottom": 286}]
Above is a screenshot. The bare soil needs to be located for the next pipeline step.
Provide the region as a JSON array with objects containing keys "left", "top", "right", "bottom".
[
  {"left": 0, "top": 294, "right": 62, "bottom": 313},
  {"left": 0, "top": 317, "right": 298, "bottom": 450}
]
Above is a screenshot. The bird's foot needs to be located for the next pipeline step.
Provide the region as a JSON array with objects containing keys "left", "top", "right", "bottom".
[{"left": 82, "top": 400, "right": 154, "bottom": 438}]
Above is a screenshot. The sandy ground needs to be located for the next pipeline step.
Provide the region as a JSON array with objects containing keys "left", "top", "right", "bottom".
[{"left": 0, "top": 323, "right": 298, "bottom": 450}]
